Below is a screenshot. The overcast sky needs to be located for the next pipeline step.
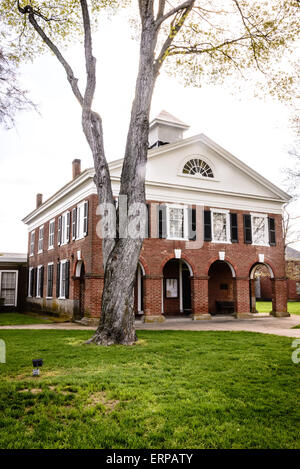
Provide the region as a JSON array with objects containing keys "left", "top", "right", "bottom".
[{"left": 0, "top": 12, "right": 299, "bottom": 253}]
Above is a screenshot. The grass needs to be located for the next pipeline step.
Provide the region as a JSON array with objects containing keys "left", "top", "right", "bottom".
[
  {"left": 0, "top": 312, "right": 52, "bottom": 326},
  {"left": 0, "top": 330, "right": 299, "bottom": 449},
  {"left": 256, "top": 301, "right": 300, "bottom": 315}
]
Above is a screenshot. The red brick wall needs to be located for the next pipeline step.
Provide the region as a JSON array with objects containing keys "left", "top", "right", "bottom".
[{"left": 26, "top": 198, "right": 287, "bottom": 318}]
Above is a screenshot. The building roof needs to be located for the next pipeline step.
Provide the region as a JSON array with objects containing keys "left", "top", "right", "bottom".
[
  {"left": 0, "top": 253, "right": 27, "bottom": 263},
  {"left": 149, "top": 110, "right": 190, "bottom": 130},
  {"left": 286, "top": 246, "right": 300, "bottom": 260}
]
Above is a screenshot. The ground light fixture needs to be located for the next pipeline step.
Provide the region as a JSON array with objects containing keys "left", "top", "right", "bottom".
[{"left": 32, "top": 358, "right": 43, "bottom": 376}]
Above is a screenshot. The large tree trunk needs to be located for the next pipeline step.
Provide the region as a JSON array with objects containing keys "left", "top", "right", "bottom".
[{"left": 87, "top": 9, "right": 158, "bottom": 345}]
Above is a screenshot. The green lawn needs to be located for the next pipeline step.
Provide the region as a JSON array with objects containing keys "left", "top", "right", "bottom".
[
  {"left": 0, "top": 330, "right": 299, "bottom": 449},
  {"left": 0, "top": 313, "right": 52, "bottom": 326},
  {"left": 256, "top": 301, "right": 300, "bottom": 315}
]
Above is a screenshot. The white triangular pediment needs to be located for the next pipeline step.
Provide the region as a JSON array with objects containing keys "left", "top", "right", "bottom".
[{"left": 109, "top": 134, "right": 289, "bottom": 204}]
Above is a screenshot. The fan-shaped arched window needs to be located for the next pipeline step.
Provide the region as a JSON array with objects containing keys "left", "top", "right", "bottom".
[{"left": 183, "top": 159, "right": 214, "bottom": 178}]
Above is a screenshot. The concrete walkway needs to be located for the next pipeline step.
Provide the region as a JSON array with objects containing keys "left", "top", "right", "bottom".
[{"left": 1, "top": 314, "right": 300, "bottom": 338}]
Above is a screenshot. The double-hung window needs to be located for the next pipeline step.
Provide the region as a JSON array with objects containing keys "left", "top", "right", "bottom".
[
  {"left": 251, "top": 213, "right": 268, "bottom": 246},
  {"left": 47, "top": 263, "right": 54, "bottom": 298},
  {"left": 211, "top": 209, "right": 230, "bottom": 243},
  {"left": 166, "top": 205, "right": 188, "bottom": 240},
  {"left": 48, "top": 220, "right": 55, "bottom": 249},
  {"left": 38, "top": 226, "right": 44, "bottom": 253},
  {"left": 0, "top": 271, "right": 18, "bottom": 306},
  {"left": 76, "top": 201, "right": 88, "bottom": 240},
  {"left": 58, "top": 260, "right": 70, "bottom": 299},
  {"left": 36, "top": 265, "right": 44, "bottom": 298},
  {"left": 58, "top": 212, "right": 70, "bottom": 245},
  {"left": 29, "top": 231, "right": 35, "bottom": 256}
]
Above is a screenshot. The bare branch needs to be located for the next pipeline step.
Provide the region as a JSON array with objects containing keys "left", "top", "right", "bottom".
[
  {"left": 17, "top": 5, "right": 84, "bottom": 106},
  {"left": 155, "top": 0, "right": 194, "bottom": 28}
]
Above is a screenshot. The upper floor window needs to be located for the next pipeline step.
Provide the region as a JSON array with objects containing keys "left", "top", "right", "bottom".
[
  {"left": 183, "top": 159, "right": 214, "bottom": 178},
  {"left": 211, "top": 209, "right": 230, "bottom": 243},
  {"left": 166, "top": 205, "right": 188, "bottom": 240},
  {"left": 251, "top": 213, "right": 268, "bottom": 246},
  {"left": 30, "top": 231, "right": 35, "bottom": 256},
  {"left": 38, "top": 226, "right": 44, "bottom": 253},
  {"left": 48, "top": 219, "right": 55, "bottom": 250},
  {"left": 76, "top": 201, "right": 89, "bottom": 240},
  {"left": 58, "top": 211, "right": 70, "bottom": 246}
]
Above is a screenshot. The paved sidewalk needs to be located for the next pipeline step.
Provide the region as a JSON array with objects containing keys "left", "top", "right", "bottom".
[{"left": 1, "top": 314, "right": 300, "bottom": 338}]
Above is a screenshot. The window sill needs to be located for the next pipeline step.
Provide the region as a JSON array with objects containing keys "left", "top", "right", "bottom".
[
  {"left": 48, "top": 246, "right": 54, "bottom": 251},
  {"left": 38, "top": 250, "right": 43, "bottom": 254},
  {"left": 46, "top": 296, "right": 53, "bottom": 300},
  {"left": 166, "top": 237, "right": 189, "bottom": 241},
  {"left": 58, "top": 297, "right": 66, "bottom": 300},
  {"left": 252, "top": 243, "right": 270, "bottom": 247},
  {"left": 211, "top": 240, "right": 231, "bottom": 244}
]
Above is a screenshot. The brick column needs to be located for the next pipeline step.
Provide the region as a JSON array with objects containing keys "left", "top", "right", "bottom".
[
  {"left": 234, "top": 277, "right": 253, "bottom": 318},
  {"left": 143, "top": 275, "right": 165, "bottom": 323},
  {"left": 83, "top": 274, "right": 103, "bottom": 324},
  {"left": 250, "top": 279, "right": 257, "bottom": 313},
  {"left": 191, "top": 276, "right": 211, "bottom": 320},
  {"left": 270, "top": 278, "right": 289, "bottom": 317}
]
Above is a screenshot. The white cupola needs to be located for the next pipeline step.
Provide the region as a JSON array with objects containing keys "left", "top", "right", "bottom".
[{"left": 148, "top": 110, "right": 189, "bottom": 149}]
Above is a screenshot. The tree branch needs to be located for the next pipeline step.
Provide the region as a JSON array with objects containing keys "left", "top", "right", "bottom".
[
  {"left": 18, "top": 4, "right": 84, "bottom": 106},
  {"left": 154, "top": 1, "right": 195, "bottom": 72},
  {"left": 155, "top": 0, "right": 194, "bottom": 28}
]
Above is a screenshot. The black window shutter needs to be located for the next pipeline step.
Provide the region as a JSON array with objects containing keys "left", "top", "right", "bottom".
[
  {"left": 72, "top": 208, "right": 77, "bottom": 240},
  {"left": 39, "top": 266, "right": 44, "bottom": 298},
  {"left": 230, "top": 213, "right": 238, "bottom": 243},
  {"left": 33, "top": 267, "right": 37, "bottom": 297},
  {"left": 58, "top": 216, "right": 62, "bottom": 245},
  {"left": 83, "top": 201, "right": 89, "bottom": 236},
  {"left": 158, "top": 205, "right": 167, "bottom": 238},
  {"left": 145, "top": 203, "right": 150, "bottom": 238},
  {"left": 188, "top": 208, "right": 197, "bottom": 241},
  {"left": 243, "top": 214, "right": 252, "bottom": 244},
  {"left": 66, "top": 212, "right": 70, "bottom": 243},
  {"left": 56, "top": 262, "right": 60, "bottom": 298},
  {"left": 204, "top": 210, "right": 212, "bottom": 241},
  {"left": 65, "top": 261, "right": 70, "bottom": 299},
  {"left": 268, "top": 217, "right": 276, "bottom": 246},
  {"left": 30, "top": 269, "right": 34, "bottom": 297}
]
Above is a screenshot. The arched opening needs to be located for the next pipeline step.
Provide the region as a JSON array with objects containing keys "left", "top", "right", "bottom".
[
  {"left": 134, "top": 262, "right": 145, "bottom": 318},
  {"left": 74, "top": 261, "right": 85, "bottom": 320},
  {"left": 249, "top": 262, "right": 274, "bottom": 313},
  {"left": 162, "top": 258, "right": 192, "bottom": 316},
  {"left": 208, "top": 260, "right": 235, "bottom": 315}
]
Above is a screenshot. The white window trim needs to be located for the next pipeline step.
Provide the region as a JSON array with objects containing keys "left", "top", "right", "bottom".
[
  {"left": 58, "top": 259, "right": 67, "bottom": 300},
  {"left": 29, "top": 231, "right": 35, "bottom": 257},
  {"left": 250, "top": 212, "right": 269, "bottom": 247},
  {"left": 211, "top": 208, "right": 231, "bottom": 244},
  {"left": 166, "top": 204, "right": 189, "bottom": 241},
  {"left": 36, "top": 265, "right": 43, "bottom": 299},
  {"left": 38, "top": 225, "right": 44, "bottom": 254},
  {"left": 76, "top": 202, "right": 85, "bottom": 240},
  {"left": 0, "top": 270, "right": 19, "bottom": 307},
  {"left": 48, "top": 219, "right": 55, "bottom": 250},
  {"left": 28, "top": 267, "right": 33, "bottom": 298},
  {"left": 46, "top": 262, "right": 54, "bottom": 299}
]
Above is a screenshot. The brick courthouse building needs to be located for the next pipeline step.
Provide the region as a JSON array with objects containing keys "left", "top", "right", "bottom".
[{"left": 23, "top": 111, "right": 290, "bottom": 322}]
